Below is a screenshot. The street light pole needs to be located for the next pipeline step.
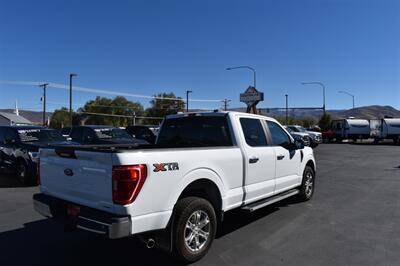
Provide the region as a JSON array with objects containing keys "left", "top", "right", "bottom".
[
  {"left": 39, "top": 83, "right": 49, "bottom": 126},
  {"left": 338, "top": 90, "right": 355, "bottom": 109},
  {"left": 186, "top": 90, "right": 192, "bottom": 112},
  {"left": 301, "top": 81, "right": 326, "bottom": 114},
  {"left": 285, "top": 94, "right": 288, "bottom": 125},
  {"left": 69, "top": 73, "right": 77, "bottom": 126},
  {"left": 226, "top": 66, "right": 256, "bottom": 88}
]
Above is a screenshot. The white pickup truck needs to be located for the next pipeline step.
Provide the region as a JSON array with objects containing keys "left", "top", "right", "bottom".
[{"left": 33, "top": 111, "right": 316, "bottom": 263}]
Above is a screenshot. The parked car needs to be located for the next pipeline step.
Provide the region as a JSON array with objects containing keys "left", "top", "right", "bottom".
[
  {"left": 69, "top": 125, "right": 149, "bottom": 145},
  {"left": 0, "top": 126, "right": 73, "bottom": 185},
  {"left": 321, "top": 130, "right": 336, "bottom": 143},
  {"left": 284, "top": 126, "right": 311, "bottom": 146},
  {"left": 286, "top": 125, "right": 322, "bottom": 148},
  {"left": 125, "top": 125, "right": 157, "bottom": 144},
  {"left": 34, "top": 111, "right": 316, "bottom": 263},
  {"left": 307, "top": 125, "right": 321, "bottom": 132}
]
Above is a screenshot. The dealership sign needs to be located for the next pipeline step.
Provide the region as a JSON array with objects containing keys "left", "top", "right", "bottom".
[{"left": 240, "top": 86, "right": 264, "bottom": 106}]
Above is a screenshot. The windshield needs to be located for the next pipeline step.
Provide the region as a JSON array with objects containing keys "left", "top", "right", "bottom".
[
  {"left": 285, "top": 127, "right": 293, "bottom": 133},
  {"left": 18, "top": 129, "right": 66, "bottom": 142},
  {"left": 289, "top": 126, "right": 306, "bottom": 133},
  {"left": 94, "top": 128, "right": 133, "bottom": 140}
]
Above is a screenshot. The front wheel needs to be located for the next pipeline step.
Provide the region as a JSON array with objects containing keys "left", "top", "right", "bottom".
[
  {"left": 16, "top": 161, "right": 33, "bottom": 186},
  {"left": 172, "top": 197, "right": 217, "bottom": 263},
  {"left": 297, "top": 166, "right": 315, "bottom": 201}
]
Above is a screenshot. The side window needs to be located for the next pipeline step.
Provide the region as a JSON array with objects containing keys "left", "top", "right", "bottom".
[
  {"left": 240, "top": 118, "right": 268, "bottom": 147},
  {"left": 266, "top": 121, "right": 291, "bottom": 146},
  {"left": 70, "top": 127, "right": 83, "bottom": 142},
  {"left": 82, "top": 128, "right": 95, "bottom": 143}
]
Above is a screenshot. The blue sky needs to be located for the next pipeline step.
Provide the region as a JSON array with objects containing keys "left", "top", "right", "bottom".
[{"left": 0, "top": 0, "right": 399, "bottom": 112}]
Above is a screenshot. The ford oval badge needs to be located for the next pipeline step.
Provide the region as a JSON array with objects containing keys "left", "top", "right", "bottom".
[{"left": 64, "top": 168, "right": 74, "bottom": 176}]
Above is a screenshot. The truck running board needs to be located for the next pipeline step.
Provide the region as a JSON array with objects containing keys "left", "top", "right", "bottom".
[{"left": 242, "top": 189, "right": 300, "bottom": 212}]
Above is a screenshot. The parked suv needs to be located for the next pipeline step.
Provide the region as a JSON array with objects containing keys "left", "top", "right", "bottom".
[
  {"left": 286, "top": 125, "right": 322, "bottom": 148},
  {"left": 69, "top": 125, "right": 148, "bottom": 145},
  {"left": 0, "top": 126, "right": 71, "bottom": 185},
  {"left": 284, "top": 126, "right": 311, "bottom": 147}
]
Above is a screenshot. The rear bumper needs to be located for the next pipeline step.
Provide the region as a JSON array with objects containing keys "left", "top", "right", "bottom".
[{"left": 33, "top": 193, "right": 131, "bottom": 239}]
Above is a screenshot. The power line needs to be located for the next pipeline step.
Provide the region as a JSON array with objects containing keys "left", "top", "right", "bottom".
[{"left": 0, "top": 80, "right": 223, "bottom": 103}]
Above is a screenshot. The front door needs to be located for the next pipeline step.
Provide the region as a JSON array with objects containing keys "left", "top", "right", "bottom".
[
  {"left": 265, "top": 121, "right": 302, "bottom": 194},
  {"left": 238, "top": 117, "right": 276, "bottom": 204}
]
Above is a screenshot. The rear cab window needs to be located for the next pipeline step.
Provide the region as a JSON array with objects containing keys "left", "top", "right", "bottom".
[
  {"left": 239, "top": 118, "right": 268, "bottom": 147},
  {"left": 157, "top": 116, "right": 233, "bottom": 147}
]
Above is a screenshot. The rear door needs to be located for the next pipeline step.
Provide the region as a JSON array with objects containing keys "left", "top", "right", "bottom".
[
  {"left": 265, "top": 121, "right": 301, "bottom": 193},
  {"left": 238, "top": 117, "right": 276, "bottom": 203},
  {"left": 40, "top": 148, "right": 115, "bottom": 212}
]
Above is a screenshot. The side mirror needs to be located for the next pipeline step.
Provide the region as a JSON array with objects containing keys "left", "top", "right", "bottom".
[{"left": 294, "top": 139, "right": 305, "bottom": 149}]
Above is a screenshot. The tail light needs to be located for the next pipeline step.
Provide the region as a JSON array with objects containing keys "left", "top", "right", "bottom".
[
  {"left": 36, "top": 158, "right": 40, "bottom": 185},
  {"left": 112, "top": 164, "right": 147, "bottom": 205}
]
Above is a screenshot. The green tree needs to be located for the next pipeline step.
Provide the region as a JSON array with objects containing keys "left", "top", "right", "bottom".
[
  {"left": 144, "top": 92, "right": 185, "bottom": 125},
  {"left": 318, "top": 113, "right": 332, "bottom": 131},
  {"left": 301, "top": 117, "right": 317, "bottom": 128},
  {"left": 49, "top": 108, "right": 70, "bottom": 129},
  {"left": 78, "top": 96, "right": 144, "bottom": 127}
]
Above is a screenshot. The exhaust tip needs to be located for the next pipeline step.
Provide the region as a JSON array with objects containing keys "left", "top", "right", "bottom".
[{"left": 146, "top": 238, "right": 156, "bottom": 249}]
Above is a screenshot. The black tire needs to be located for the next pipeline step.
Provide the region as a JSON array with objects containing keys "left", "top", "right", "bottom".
[
  {"left": 172, "top": 197, "right": 217, "bottom": 263},
  {"left": 297, "top": 166, "right": 315, "bottom": 201},
  {"left": 16, "top": 160, "right": 33, "bottom": 185}
]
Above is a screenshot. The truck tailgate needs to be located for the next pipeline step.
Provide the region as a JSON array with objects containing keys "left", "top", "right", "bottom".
[{"left": 39, "top": 148, "right": 115, "bottom": 212}]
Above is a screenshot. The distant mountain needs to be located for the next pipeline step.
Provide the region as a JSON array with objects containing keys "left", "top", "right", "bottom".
[
  {"left": 331, "top": 105, "right": 400, "bottom": 119},
  {"left": 0, "top": 109, "right": 52, "bottom": 124},
  {"left": 228, "top": 105, "right": 400, "bottom": 119}
]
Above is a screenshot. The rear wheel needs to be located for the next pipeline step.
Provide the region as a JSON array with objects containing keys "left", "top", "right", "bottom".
[
  {"left": 298, "top": 166, "right": 315, "bottom": 201},
  {"left": 172, "top": 197, "right": 217, "bottom": 263}
]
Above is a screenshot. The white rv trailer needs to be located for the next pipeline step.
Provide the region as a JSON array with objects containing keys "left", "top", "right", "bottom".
[
  {"left": 331, "top": 119, "right": 370, "bottom": 141},
  {"left": 370, "top": 118, "right": 400, "bottom": 144}
]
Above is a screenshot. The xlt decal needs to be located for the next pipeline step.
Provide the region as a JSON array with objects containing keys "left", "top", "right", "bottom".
[{"left": 153, "top": 162, "right": 179, "bottom": 172}]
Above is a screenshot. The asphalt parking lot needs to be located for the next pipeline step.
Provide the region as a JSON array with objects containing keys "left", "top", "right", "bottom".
[{"left": 0, "top": 143, "right": 399, "bottom": 266}]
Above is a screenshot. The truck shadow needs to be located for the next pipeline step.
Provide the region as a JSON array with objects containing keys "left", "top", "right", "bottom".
[
  {"left": 0, "top": 198, "right": 300, "bottom": 266},
  {"left": 0, "top": 219, "right": 176, "bottom": 266},
  {"left": 217, "top": 197, "right": 297, "bottom": 238}
]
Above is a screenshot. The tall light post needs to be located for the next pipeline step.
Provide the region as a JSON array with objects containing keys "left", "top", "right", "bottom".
[
  {"left": 285, "top": 94, "right": 289, "bottom": 125},
  {"left": 338, "top": 90, "right": 355, "bottom": 109},
  {"left": 69, "top": 73, "right": 77, "bottom": 126},
  {"left": 226, "top": 66, "right": 256, "bottom": 88},
  {"left": 39, "top": 83, "right": 48, "bottom": 126},
  {"left": 186, "top": 90, "right": 192, "bottom": 112},
  {"left": 301, "top": 81, "right": 326, "bottom": 114}
]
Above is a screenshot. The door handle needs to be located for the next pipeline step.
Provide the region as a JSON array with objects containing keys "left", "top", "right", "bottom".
[
  {"left": 249, "top": 157, "right": 259, "bottom": 164},
  {"left": 277, "top": 154, "right": 285, "bottom": 160}
]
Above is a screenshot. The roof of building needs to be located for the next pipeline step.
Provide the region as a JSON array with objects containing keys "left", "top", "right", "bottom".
[{"left": 0, "top": 112, "right": 32, "bottom": 124}]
